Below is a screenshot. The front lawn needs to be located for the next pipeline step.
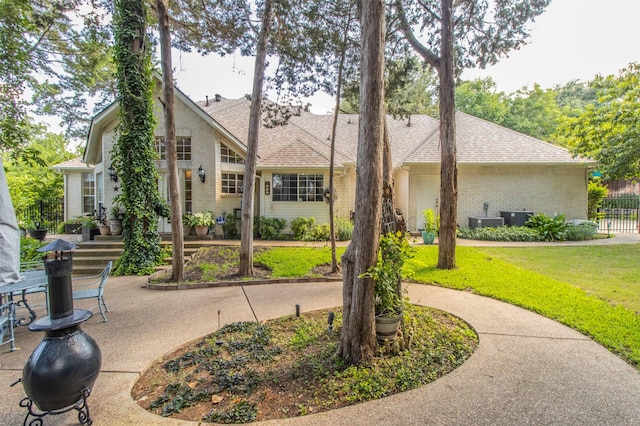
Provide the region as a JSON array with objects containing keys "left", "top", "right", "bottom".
[{"left": 403, "top": 245, "right": 640, "bottom": 369}]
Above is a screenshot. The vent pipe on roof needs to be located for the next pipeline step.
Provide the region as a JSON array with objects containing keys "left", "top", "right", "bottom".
[
  {"left": 205, "top": 96, "right": 209, "bottom": 106},
  {"left": 215, "top": 94, "right": 222, "bottom": 102}
]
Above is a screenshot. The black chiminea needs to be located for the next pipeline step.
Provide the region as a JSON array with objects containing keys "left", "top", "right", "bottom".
[{"left": 20, "top": 239, "right": 101, "bottom": 425}]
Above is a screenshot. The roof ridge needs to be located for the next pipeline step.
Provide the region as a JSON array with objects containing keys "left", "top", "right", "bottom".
[
  {"left": 397, "top": 125, "right": 440, "bottom": 165},
  {"left": 288, "top": 112, "right": 355, "bottom": 162},
  {"left": 456, "top": 111, "right": 571, "bottom": 154}
]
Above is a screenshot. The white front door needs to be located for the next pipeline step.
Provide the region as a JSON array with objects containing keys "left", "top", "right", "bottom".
[
  {"left": 158, "top": 173, "right": 171, "bottom": 233},
  {"left": 416, "top": 175, "right": 439, "bottom": 230}
]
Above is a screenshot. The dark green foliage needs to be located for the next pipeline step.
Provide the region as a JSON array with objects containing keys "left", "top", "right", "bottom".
[
  {"left": 222, "top": 213, "right": 240, "bottom": 239},
  {"left": 525, "top": 213, "right": 567, "bottom": 241},
  {"left": 20, "top": 236, "right": 46, "bottom": 263},
  {"left": 457, "top": 226, "right": 543, "bottom": 242},
  {"left": 363, "top": 232, "right": 414, "bottom": 317},
  {"left": 257, "top": 216, "right": 286, "bottom": 240},
  {"left": 111, "top": 0, "right": 165, "bottom": 275},
  {"left": 203, "top": 401, "right": 257, "bottom": 424},
  {"left": 150, "top": 383, "right": 212, "bottom": 416}
]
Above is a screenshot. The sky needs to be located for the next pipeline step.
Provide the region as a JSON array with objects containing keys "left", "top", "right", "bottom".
[{"left": 170, "top": 0, "right": 640, "bottom": 114}]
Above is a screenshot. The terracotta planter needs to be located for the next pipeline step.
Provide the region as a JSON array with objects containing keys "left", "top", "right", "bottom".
[
  {"left": 195, "top": 225, "right": 209, "bottom": 237},
  {"left": 98, "top": 225, "right": 110, "bottom": 236},
  {"left": 375, "top": 313, "right": 402, "bottom": 341}
]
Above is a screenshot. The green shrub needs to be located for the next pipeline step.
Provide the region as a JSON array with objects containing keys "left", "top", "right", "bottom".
[
  {"left": 222, "top": 213, "right": 239, "bottom": 239},
  {"left": 587, "top": 180, "right": 609, "bottom": 220},
  {"left": 525, "top": 213, "right": 567, "bottom": 241},
  {"left": 335, "top": 218, "right": 353, "bottom": 241},
  {"left": 257, "top": 217, "right": 286, "bottom": 240},
  {"left": 457, "top": 226, "right": 543, "bottom": 242},
  {"left": 291, "top": 217, "right": 316, "bottom": 241},
  {"left": 309, "top": 223, "right": 330, "bottom": 241},
  {"left": 563, "top": 220, "right": 598, "bottom": 241},
  {"left": 20, "top": 236, "right": 46, "bottom": 263}
]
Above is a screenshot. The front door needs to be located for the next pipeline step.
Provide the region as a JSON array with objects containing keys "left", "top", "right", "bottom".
[
  {"left": 158, "top": 173, "right": 171, "bottom": 233},
  {"left": 416, "top": 175, "right": 439, "bottom": 230}
]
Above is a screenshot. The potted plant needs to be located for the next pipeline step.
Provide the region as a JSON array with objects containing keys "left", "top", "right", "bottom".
[
  {"left": 182, "top": 212, "right": 196, "bottom": 236},
  {"left": 421, "top": 208, "right": 439, "bottom": 245},
  {"left": 26, "top": 220, "right": 49, "bottom": 241},
  {"left": 109, "top": 204, "right": 124, "bottom": 236},
  {"left": 191, "top": 211, "right": 214, "bottom": 236},
  {"left": 79, "top": 216, "right": 99, "bottom": 241},
  {"left": 362, "top": 232, "right": 413, "bottom": 341}
]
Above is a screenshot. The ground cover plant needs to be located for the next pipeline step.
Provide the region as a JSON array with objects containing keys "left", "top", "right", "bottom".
[
  {"left": 132, "top": 305, "right": 477, "bottom": 423},
  {"left": 404, "top": 245, "right": 640, "bottom": 368}
]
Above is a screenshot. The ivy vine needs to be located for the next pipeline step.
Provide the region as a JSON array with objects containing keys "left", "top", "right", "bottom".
[{"left": 111, "top": 0, "right": 167, "bottom": 275}]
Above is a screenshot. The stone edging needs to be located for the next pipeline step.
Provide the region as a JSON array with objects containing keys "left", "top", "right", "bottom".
[{"left": 144, "top": 274, "right": 343, "bottom": 290}]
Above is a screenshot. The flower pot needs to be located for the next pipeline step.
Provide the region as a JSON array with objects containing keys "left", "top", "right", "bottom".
[
  {"left": 109, "top": 219, "right": 123, "bottom": 236},
  {"left": 421, "top": 230, "right": 436, "bottom": 245},
  {"left": 195, "top": 225, "right": 209, "bottom": 237},
  {"left": 98, "top": 225, "right": 110, "bottom": 236},
  {"left": 28, "top": 229, "right": 48, "bottom": 241},
  {"left": 375, "top": 313, "right": 402, "bottom": 341},
  {"left": 82, "top": 227, "right": 99, "bottom": 242}
]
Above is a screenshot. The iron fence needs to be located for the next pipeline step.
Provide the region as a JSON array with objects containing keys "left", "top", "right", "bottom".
[
  {"left": 597, "top": 194, "right": 639, "bottom": 233},
  {"left": 15, "top": 198, "right": 65, "bottom": 232}
]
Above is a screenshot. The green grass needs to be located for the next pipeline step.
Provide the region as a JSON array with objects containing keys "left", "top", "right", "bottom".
[
  {"left": 403, "top": 246, "right": 640, "bottom": 368},
  {"left": 477, "top": 245, "right": 640, "bottom": 312},
  {"left": 254, "top": 247, "right": 345, "bottom": 278}
]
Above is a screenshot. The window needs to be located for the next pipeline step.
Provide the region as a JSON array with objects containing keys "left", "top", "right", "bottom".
[
  {"left": 222, "top": 173, "right": 244, "bottom": 194},
  {"left": 221, "top": 144, "right": 244, "bottom": 164},
  {"left": 82, "top": 173, "right": 95, "bottom": 214},
  {"left": 272, "top": 173, "right": 324, "bottom": 202},
  {"left": 184, "top": 170, "right": 192, "bottom": 213},
  {"left": 155, "top": 137, "right": 192, "bottom": 160}
]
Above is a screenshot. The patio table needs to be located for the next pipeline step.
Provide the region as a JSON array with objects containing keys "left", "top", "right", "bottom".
[{"left": 0, "top": 271, "right": 48, "bottom": 351}]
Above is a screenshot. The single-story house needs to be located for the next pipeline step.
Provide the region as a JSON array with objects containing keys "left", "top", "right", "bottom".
[{"left": 56, "top": 82, "right": 593, "bottom": 236}]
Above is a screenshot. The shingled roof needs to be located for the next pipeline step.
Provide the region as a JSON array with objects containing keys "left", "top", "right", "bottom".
[{"left": 194, "top": 97, "right": 588, "bottom": 169}]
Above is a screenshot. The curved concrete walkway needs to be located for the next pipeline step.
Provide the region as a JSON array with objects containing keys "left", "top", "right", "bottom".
[{"left": 2, "top": 239, "right": 640, "bottom": 424}]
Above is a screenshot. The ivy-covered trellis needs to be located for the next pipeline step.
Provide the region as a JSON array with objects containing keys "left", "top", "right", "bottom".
[{"left": 111, "top": 0, "right": 167, "bottom": 275}]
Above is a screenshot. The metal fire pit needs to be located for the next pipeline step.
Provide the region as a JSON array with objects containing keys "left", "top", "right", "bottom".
[{"left": 20, "top": 239, "right": 101, "bottom": 425}]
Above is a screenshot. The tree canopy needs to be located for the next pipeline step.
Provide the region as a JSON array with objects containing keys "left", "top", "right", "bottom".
[{"left": 557, "top": 63, "right": 640, "bottom": 179}]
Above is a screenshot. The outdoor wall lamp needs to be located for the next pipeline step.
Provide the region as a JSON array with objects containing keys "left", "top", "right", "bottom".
[
  {"left": 198, "top": 165, "right": 206, "bottom": 183},
  {"left": 265, "top": 181, "right": 270, "bottom": 195},
  {"left": 107, "top": 165, "right": 118, "bottom": 182}
]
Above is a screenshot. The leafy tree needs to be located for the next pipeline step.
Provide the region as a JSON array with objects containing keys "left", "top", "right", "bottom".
[
  {"left": 557, "top": 63, "right": 640, "bottom": 179},
  {"left": 554, "top": 79, "right": 597, "bottom": 118},
  {"left": 394, "top": 0, "right": 550, "bottom": 269},
  {"left": 111, "top": 0, "right": 166, "bottom": 275},
  {"left": 5, "top": 125, "right": 77, "bottom": 211},
  {"left": 0, "top": 0, "right": 115, "bottom": 153},
  {"left": 503, "top": 83, "right": 563, "bottom": 142},
  {"left": 455, "top": 77, "right": 508, "bottom": 124}
]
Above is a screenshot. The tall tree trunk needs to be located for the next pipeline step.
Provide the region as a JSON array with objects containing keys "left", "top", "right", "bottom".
[
  {"left": 239, "top": 0, "right": 273, "bottom": 276},
  {"left": 338, "top": 0, "right": 385, "bottom": 364},
  {"left": 437, "top": 0, "right": 457, "bottom": 269},
  {"left": 329, "top": 27, "right": 350, "bottom": 274},
  {"left": 157, "top": 0, "right": 184, "bottom": 281}
]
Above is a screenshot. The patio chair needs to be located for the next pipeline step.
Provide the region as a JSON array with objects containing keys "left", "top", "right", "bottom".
[
  {"left": 0, "top": 299, "right": 15, "bottom": 349},
  {"left": 20, "top": 262, "right": 48, "bottom": 313},
  {"left": 72, "top": 261, "right": 112, "bottom": 322}
]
